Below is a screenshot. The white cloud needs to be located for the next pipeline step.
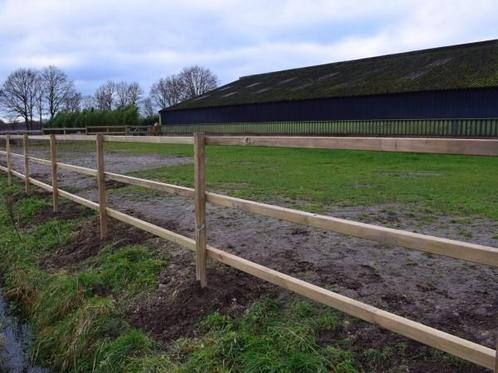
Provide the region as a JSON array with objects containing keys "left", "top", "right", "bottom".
[{"left": 0, "top": 0, "right": 496, "bottom": 95}]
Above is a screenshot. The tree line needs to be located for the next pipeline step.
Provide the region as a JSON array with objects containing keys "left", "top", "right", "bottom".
[{"left": 0, "top": 65, "right": 218, "bottom": 129}]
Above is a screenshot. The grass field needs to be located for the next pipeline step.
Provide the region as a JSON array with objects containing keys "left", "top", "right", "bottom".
[{"left": 96, "top": 142, "right": 498, "bottom": 220}]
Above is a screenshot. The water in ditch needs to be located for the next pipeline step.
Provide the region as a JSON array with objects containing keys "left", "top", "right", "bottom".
[{"left": 0, "top": 291, "right": 49, "bottom": 373}]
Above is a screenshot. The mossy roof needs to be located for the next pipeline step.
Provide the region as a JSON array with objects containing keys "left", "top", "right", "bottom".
[{"left": 166, "top": 39, "right": 498, "bottom": 111}]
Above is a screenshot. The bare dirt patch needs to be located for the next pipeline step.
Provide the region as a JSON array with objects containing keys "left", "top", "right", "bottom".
[
  {"left": 107, "top": 190, "right": 498, "bottom": 352},
  {"left": 29, "top": 200, "right": 93, "bottom": 228},
  {"left": 130, "top": 248, "right": 278, "bottom": 342},
  {"left": 42, "top": 217, "right": 153, "bottom": 269}
]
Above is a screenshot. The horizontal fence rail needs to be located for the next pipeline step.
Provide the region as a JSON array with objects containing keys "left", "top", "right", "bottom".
[
  {"left": 0, "top": 129, "right": 42, "bottom": 135},
  {"left": 206, "top": 136, "right": 498, "bottom": 156},
  {"left": 4, "top": 134, "right": 498, "bottom": 156},
  {"left": 42, "top": 126, "right": 152, "bottom": 136},
  {"left": 0, "top": 134, "right": 497, "bottom": 370}
]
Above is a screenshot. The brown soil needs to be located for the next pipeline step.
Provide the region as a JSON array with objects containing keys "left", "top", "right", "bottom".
[
  {"left": 130, "top": 249, "right": 278, "bottom": 342},
  {"left": 320, "top": 322, "right": 486, "bottom": 373},
  {"left": 11, "top": 189, "right": 51, "bottom": 201},
  {"left": 42, "top": 217, "right": 153, "bottom": 269},
  {"left": 28, "top": 200, "right": 93, "bottom": 228}
]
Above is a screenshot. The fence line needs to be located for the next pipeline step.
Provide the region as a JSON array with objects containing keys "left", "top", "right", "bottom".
[
  {"left": 0, "top": 134, "right": 497, "bottom": 370},
  {"left": 42, "top": 126, "right": 151, "bottom": 136}
]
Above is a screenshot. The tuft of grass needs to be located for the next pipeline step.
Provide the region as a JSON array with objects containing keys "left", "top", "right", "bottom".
[
  {"left": 27, "top": 219, "right": 77, "bottom": 254},
  {"left": 79, "top": 245, "right": 166, "bottom": 296},
  {"left": 94, "top": 329, "right": 162, "bottom": 372},
  {"left": 14, "top": 196, "right": 49, "bottom": 224},
  {"left": 362, "top": 346, "right": 395, "bottom": 370},
  {"left": 325, "top": 347, "right": 356, "bottom": 373},
  {"left": 174, "top": 299, "right": 350, "bottom": 372},
  {"left": 37, "top": 297, "right": 119, "bottom": 371}
]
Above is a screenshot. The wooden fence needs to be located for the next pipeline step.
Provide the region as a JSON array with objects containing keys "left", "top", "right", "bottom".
[
  {"left": 0, "top": 134, "right": 497, "bottom": 370},
  {"left": 0, "top": 129, "right": 43, "bottom": 135},
  {"left": 42, "top": 126, "right": 151, "bottom": 136}
]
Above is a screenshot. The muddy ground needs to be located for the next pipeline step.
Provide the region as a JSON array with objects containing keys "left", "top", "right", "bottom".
[
  {"left": 4, "top": 145, "right": 190, "bottom": 191},
  {"left": 2, "top": 144, "right": 497, "bottom": 372}
]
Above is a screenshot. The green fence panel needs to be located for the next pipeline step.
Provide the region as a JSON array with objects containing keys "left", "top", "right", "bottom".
[{"left": 161, "top": 119, "right": 498, "bottom": 138}]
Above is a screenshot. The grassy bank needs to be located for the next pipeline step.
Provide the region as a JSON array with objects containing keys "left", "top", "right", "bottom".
[
  {"left": 0, "top": 180, "right": 173, "bottom": 371},
  {"left": 0, "top": 179, "right": 356, "bottom": 372}
]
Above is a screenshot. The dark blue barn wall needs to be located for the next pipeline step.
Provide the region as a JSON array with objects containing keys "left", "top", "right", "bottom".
[{"left": 161, "top": 88, "right": 498, "bottom": 125}]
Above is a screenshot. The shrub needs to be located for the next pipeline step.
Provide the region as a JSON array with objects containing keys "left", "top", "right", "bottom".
[{"left": 46, "top": 106, "right": 140, "bottom": 128}]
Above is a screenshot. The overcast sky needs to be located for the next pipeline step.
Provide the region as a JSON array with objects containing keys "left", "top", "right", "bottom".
[{"left": 0, "top": 0, "right": 497, "bottom": 96}]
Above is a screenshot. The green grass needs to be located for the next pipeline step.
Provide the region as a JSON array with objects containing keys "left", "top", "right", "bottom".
[
  {"left": 97, "top": 142, "right": 498, "bottom": 220},
  {"left": 0, "top": 180, "right": 169, "bottom": 372},
  {"left": 173, "top": 299, "right": 354, "bottom": 373},
  {"left": 0, "top": 180, "right": 365, "bottom": 372}
]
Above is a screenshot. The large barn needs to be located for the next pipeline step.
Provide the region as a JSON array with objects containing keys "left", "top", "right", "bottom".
[{"left": 160, "top": 39, "right": 498, "bottom": 125}]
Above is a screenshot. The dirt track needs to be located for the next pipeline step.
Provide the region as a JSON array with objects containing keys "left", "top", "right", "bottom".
[{"left": 3, "top": 145, "right": 498, "bottom": 372}]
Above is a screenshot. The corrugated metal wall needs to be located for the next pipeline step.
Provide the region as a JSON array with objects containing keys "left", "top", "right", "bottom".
[
  {"left": 160, "top": 119, "right": 498, "bottom": 137},
  {"left": 161, "top": 88, "right": 498, "bottom": 125}
]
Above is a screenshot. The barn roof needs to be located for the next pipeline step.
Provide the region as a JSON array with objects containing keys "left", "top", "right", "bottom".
[{"left": 165, "top": 39, "right": 498, "bottom": 111}]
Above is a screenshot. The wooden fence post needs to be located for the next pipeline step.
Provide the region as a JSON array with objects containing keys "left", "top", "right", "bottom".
[
  {"left": 96, "top": 134, "right": 108, "bottom": 239},
  {"left": 194, "top": 132, "right": 207, "bottom": 287},
  {"left": 23, "top": 134, "right": 30, "bottom": 193},
  {"left": 49, "top": 134, "right": 59, "bottom": 212},
  {"left": 6, "top": 135, "right": 11, "bottom": 186}
]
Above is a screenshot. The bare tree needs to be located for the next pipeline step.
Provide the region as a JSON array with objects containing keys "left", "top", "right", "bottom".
[
  {"left": 179, "top": 65, "right": 218, "bottom": 99},
  {"left": 94, "top": 81, "right": 116, "bottom": 110},
  {"left": 149, "top": 75, "right": 185, "bottom": 109},
  {"left": 36, "top": 78, "right": 45, "bottom": 126},
  {"left": 63, "top": 91, "right": 82, "bottom": 112},
  {"left": 141, "top": 97, "right": 156, "bottom": 117},
  {"left": 115, "top": 81, "right": 143, "bottom": 108},
  {"left": 148, "top": 66, "right": 218, "bottom": 110},
  {"left": 41, "top": 66, "right": 77, "bottom": 119},
  {"left": 126, "top": 82, "right": 143, "bottom": 107},
  {"left": 81, "top": 95, "right": 96, "bottom": 110},
  {"left": 115, "top": 81, "right": 129, "bottom": 108},
  {"left": 0, "top": 68, "right": 39, "bottom": 130}
]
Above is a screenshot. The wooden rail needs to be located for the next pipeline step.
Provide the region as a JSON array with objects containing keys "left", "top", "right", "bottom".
[
  {"left": 0, "top": 134, "right": 497, "bottom": 370},
  {"left": 206, "top": 136, "right": 498, "bottom": 156}
]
